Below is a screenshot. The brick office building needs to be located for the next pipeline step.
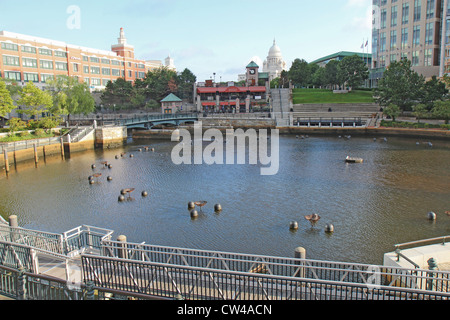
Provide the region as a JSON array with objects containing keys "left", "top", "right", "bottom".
[{"left": 0, "top": 28, "right": 174, "bottom": 91}]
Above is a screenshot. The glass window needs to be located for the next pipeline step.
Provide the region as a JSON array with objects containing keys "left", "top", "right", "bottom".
[
  {"left": 2, "top": 55, "right": 20, "bottom": 66},
  {"left": 39, "top": 48, "right": 53, "bottom": 56},
  {"left": 90, "top": 66, "right": 100, "bottom": 74},
  {"left": 111, "top": 60, "right": 121, "bottom": 66},
  {"left": 425, "top": 23, "right": 434, "bottom": 45},
  {"left": 41, "top": 74, "right": 54, "bottom": 83},
  {"left": 412, "top": 51, "right": 420, "bottom": 66},
  {"left": 402, "top": 3, "right": 409, "bottom": 25},
  {"left": 54, "top": 51, "right": 67, "bottom": 58},
  {"left": 390, "top": 30, "right": 397, "bottom": 49},
  {"left": 101, "top": 58, "right": 110, "bottom": 64},
  {"left": 91, "top": 78, "right": 101, "bottom": 85},
  {"left": 391, "top": 6, "right": 397, "bottom": 27},
  {"left": 401, "top": 28, "right": 408, "bottom": 49},
  {"left": 414, "top": 0, "right": 421, "bottom": 21},
  {"left": 102, "top": 68, "right": 110, "bottom": 75},
  {"left": 23, "top": 73, "right": 39, "bottom": 82},
  {"left": 82, "top": 55, "right": 89, "bottom": 62},
  {"left": 55, "top": 62, "right": 68, "bottom": 71},
  {"left": 40, "top": 60, "right": 53, "bottom": 69},
  {"left": 1, "top": 42, "right": 18, "bottom": 51},
  {"left": 413, "top": 25, "right": 420, "bottom": 46},
  {"left": 83, "top": 65, "right": 89, "bottom": 73},
  {"left": 4, "top": 71, "right": 21, "bottom": 81},
  {"left": 21, "top": 45, "right": 36, "bottom": 54},
  {"left": 90, "top": 57, "right": 99, "bottom": 63},
  {"left": 73, "top": 63, "right": 79, "bottom": 72},
  {"left": 22, "top": 57, "right": 38, "bottom": 68},
  {"left": 426, "top": 0, "right": 435, "bottom": 19},
  {"left": 424, "top": 49, "right": 433, "bottom": 66}
]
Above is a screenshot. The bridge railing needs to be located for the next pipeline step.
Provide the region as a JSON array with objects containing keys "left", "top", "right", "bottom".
[
  {"left": 99, "top": 240, "right": 450, "bottom": 293},
  {"left": 81, "top": 253, "right": 450, "bottom": 300}
]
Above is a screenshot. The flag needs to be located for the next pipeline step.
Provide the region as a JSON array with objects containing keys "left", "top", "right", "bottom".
[
  {"left": 361, "top": 42, "right": 364, "bottom": 49},
  {"left": 365, "top": 40, "right": 368, "bottom": 47}
]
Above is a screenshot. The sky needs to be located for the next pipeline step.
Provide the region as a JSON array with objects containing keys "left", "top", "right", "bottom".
[{"left": 0, "top": 0, "right": 372, "bottom": 82}]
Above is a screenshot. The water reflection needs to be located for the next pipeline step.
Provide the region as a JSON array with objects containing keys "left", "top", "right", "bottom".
[{"left": 0, "top": 135, "right": 449, "bottom": 265}]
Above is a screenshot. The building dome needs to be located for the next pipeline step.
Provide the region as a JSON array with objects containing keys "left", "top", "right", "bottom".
[{"left": 268, "top": 39, "right": 282, "bottom": 57}]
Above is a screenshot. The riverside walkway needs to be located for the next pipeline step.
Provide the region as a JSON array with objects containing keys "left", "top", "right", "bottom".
[{"left": 1, "top": 219, "right": 449, "bottom": 300}]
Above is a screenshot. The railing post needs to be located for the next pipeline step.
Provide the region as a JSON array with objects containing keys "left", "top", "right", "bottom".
[
  {"left": 86, "top": 281, "right": 95, "bottom": 300},
  {"left": 17, "top": 267, "right": 27, "bottom": 300},
  {"left": 426, "top": 258, "right": 438, "bottom": 291},
  {"left": 117, "top": 235, "right": 128, "bottom": 259},
  {"left": 294, "top": 247, "right": 306, "bottom": 278}
]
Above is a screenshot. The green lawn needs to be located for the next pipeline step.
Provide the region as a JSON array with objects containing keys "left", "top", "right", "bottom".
[{"left": 292, "top": 89, "right": 375, "bottom": 104}]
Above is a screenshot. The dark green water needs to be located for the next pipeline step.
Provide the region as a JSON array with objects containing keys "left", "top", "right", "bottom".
[{"left": 0, "top": 135, "right": 449, "bottom": 265}]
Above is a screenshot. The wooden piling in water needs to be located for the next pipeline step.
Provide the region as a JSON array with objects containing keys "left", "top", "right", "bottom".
[
  {"left": 34, "top": 144, "right": 38, "bottom": 166},
  {"left": 60, "top": 137, "right": 65, "bottom": 158},
  {"left": 3, "top": 150, "right": 9, "bottom": 173}
]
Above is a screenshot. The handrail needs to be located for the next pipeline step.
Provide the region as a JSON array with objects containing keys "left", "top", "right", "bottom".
[{"left": 394, "top": 236, "right": 450, "bottom": 250}]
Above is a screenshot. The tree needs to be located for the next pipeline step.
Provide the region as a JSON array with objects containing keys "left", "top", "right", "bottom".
[
  {"left": 383, "top": 104, "right": 401, "bottom": 122},
  {"left": 337, "top": 55, "right": 369, "bottom": 89},
  {"left": 45, "top": 76, "right": 95, "bottom": 117},
  {"left": 412, "top": 104, "right": 428, "bottom": 123},
  {"left": 375, "top": 59, "right": 425, "bottom": 111},
  {"left": 17, "top": 82, "right": 53, "bottom": 120},
  {"left": 100, "top": 78, "right": 134, "bottom": 110},
  {"left": 0, "top": 81, "right": 15, "bottom": 117},
  {"left": 420, "top": 76, "right": 448, "bottom": 109},
  {"left": 324, "top": 60, "right": 340, "bottom": 89},
  {"left": 311, "top": 67, "right": 326, "bottom": 88},
  {"left": 6, "top": 118, "right": 26, "bottom": 133},
  {"left": 432, "top": 100, "right": 450, "bottom": 124},
  {"left": 176, "top": 68, "right": 196, "bottom": 102},
  {"left": 289, "top": 59, "right": 310, "bottom": 87}
]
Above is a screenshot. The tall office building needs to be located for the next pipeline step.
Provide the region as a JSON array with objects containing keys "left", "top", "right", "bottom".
[{"left": 370, "top": 0, "right": 450, "bottom": 86}]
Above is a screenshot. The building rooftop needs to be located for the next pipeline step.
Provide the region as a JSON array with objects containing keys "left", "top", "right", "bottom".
[
  {"left": 161, "top": 93, "right": 182, "bottom": 102},
  {"left": 311, "top": 51, "right": 372, "bottom": 64}
]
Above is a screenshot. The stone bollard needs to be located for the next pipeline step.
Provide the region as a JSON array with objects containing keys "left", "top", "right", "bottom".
[
  {"left": 17, "top": 267, "right": 27, "bottom": 300},
  {"left": 117, "top": 235, "right": 128, "bottom": 259},
  {"left": 294, "top": 247, "right": 306, "bottom": 278},
  {"left": 9, "top": 215, "right": 18, "bottom": 228}
]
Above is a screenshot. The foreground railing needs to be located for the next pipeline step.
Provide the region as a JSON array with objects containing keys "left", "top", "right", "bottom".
[
  {"left": 81, "top": 254, "right": 450, "bottom": 300},
  {"left": 100, "top": 240, "right": 450, "bottom": 294},
  {"left": 0, "top": 264, "right": 167, "bottom": 300}
]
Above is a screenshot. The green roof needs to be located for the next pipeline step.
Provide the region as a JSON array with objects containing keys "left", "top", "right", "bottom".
[
  {"left": 161, "top": 93, "right": 182, "bottom": 102},
  {"left": 246, "top": 61, "right": 259, "bottom": 68},
  {"left": 258, "top": 72, "right": 269, "bottom": 79},
  {"left": 310, "top": 51, "right": 372, "bottom": 64}
]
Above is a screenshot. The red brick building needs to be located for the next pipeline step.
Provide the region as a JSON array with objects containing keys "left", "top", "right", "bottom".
[{"left": 0, "top": 28, "right": 173, "bottom": 91}]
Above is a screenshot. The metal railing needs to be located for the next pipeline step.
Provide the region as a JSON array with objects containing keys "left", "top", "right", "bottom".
[
  {"left": 99, "top": 240, "right": 450, "bottom": 294},
  {"left": 81, "top": 254, "right": 450, "bottom": 300},
  {"left": 0, "top": 264, "right": 168, "bottom": 300},
  {"left": 0, "top": 225, "right": 64, "bottom": 256},
  {"left": 64, "top": 225, "right": 114, "bottom": 256},
  {"left": 294, "top": 117, "right": 366, "bottom": 127},
  {"left": 0, "top": 136, "right": 61, "bottom": 153}
]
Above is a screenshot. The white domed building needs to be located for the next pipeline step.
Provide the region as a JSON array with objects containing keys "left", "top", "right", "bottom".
[{"left": 263, "top": 39, "right": 287, "bottom": 82}]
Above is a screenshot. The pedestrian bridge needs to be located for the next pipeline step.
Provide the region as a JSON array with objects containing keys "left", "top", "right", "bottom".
[
  {"left": 111, "top": 113, "right": 198, "bottom": 129},
  {"left": 0, "top": 223, "right": 449, "bottom": 300}
]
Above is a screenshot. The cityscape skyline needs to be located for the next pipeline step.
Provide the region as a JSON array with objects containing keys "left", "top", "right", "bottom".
[{"left": 0, "top": 0, "right": 372, "bottom": 82}]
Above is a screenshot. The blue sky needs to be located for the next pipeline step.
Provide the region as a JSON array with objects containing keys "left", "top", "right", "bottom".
[{"left": 0, "top": 0, "right": 372, "bottom": 82}]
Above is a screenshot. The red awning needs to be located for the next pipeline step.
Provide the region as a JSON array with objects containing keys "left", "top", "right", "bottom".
[
  {"left": 197, "top": 86, "right": 266, "bottom": 94},
  {"left": 201, "top": 102, "right": 216, "bottom": 106}
]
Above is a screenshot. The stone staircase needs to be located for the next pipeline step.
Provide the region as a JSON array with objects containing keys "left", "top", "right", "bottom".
[
  {"left": 64, "top": 126, "right": 94, "bottom": 143},
  {"left": 271, "top": 88, "right": 291, "bottom": 126}
]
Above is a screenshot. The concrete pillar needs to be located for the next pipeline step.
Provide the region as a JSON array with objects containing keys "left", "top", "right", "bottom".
[
  {"left": 294, "top": 247, "right": 306, "bottom": 278},
  {"left": 9, "top": 215, "right": 18, "bottom": 228},
  {"left": 117, "top": 235, "right": 128, "bottom": 259}
]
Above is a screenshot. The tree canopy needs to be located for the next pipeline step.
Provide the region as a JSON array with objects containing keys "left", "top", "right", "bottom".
[
  {"left": 0, "top": 81, "right": 15, "bottom": 117},
  {"left": 17, "top": 82, "right": 53, "bottom": 120}
]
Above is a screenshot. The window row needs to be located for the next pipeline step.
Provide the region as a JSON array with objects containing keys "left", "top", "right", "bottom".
[
  {"left": 376, "top": 23, "right": 436, "bottom": 53},
  {"left": 379, "top": 0, "right": 436, "bottom": 29},
  {"left": 376, "top": 48, "right": 436, "bottom": 68}
]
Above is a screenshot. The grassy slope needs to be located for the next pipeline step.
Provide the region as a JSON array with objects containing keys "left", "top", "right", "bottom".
[{"left": 292, "top": 89, "right": 375, "bottom": 104}]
